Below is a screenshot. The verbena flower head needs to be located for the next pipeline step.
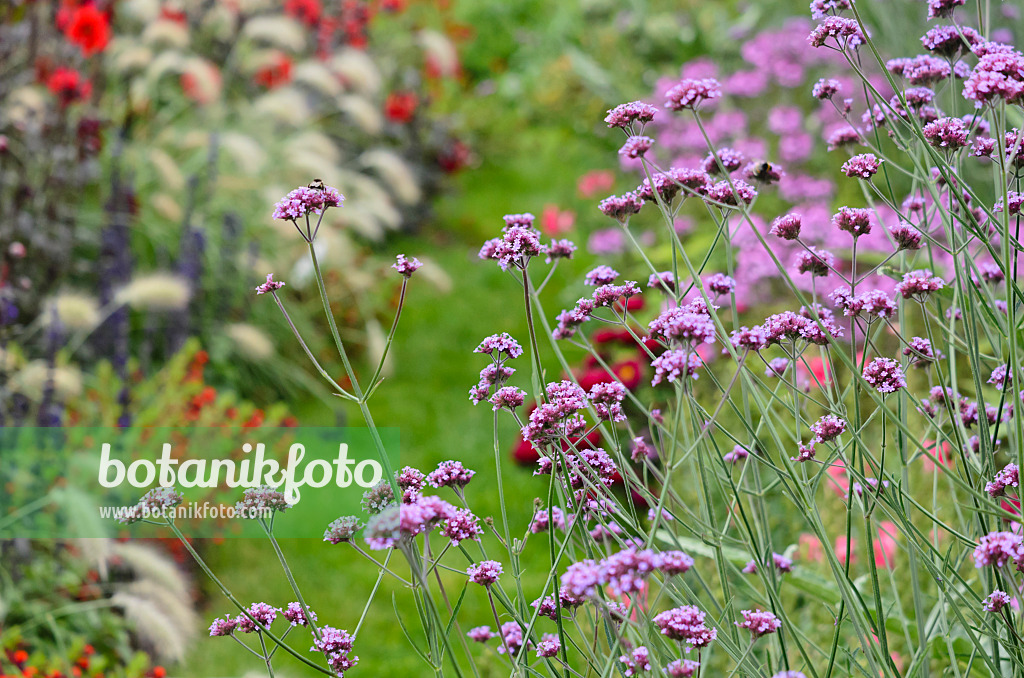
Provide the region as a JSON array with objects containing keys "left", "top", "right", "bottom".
[
  {"left": 895, "top": 270, "right": 945, "bottom": 299},
  {"left": 652, "top": 349, "right": 703, "bottom": 385},
  {"left": 599, "top": 193, "right": 644, "bottom": 220},
  {"left": 392, "top": 254, "right": 423, "bottom": 277},
  {"left": 792, "top": 441, "right": 816, "bottom": 462},
  {"left": 832, "top": 206, "right": 873, "bottom": 236},
  {"left": 928, "top": 0, "right": 965, "bottom": 19},
  {"left": 666, "top": 659, "right": 701, "bottom": 677},
  {"left": 924, "top": 116, "right": 969, "bottom": 148},
  {"left": 706, "top": 273, "right": 736, "bottom": 296},
  {"left": 324, "top": 515, "right": 361, "bottom": 544},
  {"left": 620, "top": 135, "right": 655, "bottom": 159},
  {"left": 426, "top": 460, "right": 476, "bottom": 489},
  {"left": 664, "top": 78, "right": 722, "bottom": 110},
  {"left": 589, "top": 381, "right": 628, "bottom": 422},
  {"left": 986, "top": 463, "right": 1020, "bottom": 497},
  {"left": 209, "top": 615, "right": 238, "bottom": 637},
  {"left": 545, "top": 238, "right": 577, "bottom": 262},
  {"left": 841, "top": 153, "right": 881, "bottom": 178},
  {"left": 706, "top": 179, "right": 758, "bottom": 206},
  {"left": 648, "top": 271, "right": 677, "bottom": 293},
  {"left": 795, "top": 247, "right": 834, "bottom": 277},
  {"left": 922, "top": 24, "right": 981, "bottom": 56},
  {"left": 702, "top": 148, "right": 745, "bottom": 175},
  {"left": 770, "top": 213, "right": 802, "bottom": 240},
  {"left": 235, "top": 602, "right": 280, "bottom": 633},
  {"left": 531, "top": 506, "right": 567, "bottom": 533},
  {"left": 272, "top": 184, "right": 343, "bottom": 221},
  {"left": 659, "top": 550, "right": 695, "bottom": 575},
  {"left": 653, "top": 605, "right": 718, "bottom": 649},
  {"left": 236, "top": 485, "right": 291, "bottom": 516},
  {"left": 723, "top": 445, "right": 750, "bottom": 464},
  {"left": 361, "top": 479, "right": 396, "bottom": 514},
  {"left": 255, "top": 273, "right": 285, "bottom": 295},
  {"left": 984, "top": 590, "right": 1012, "bottom": 612},
  {"left": 890, "top": 221, "right": 923, "bottom": 250},
  {"left": 475, "top": 333, "right": 523, "bottom": 360},
  {"left": 440, "top": 507, "right": 483, "bottom": 545},
  {"left": 810, "top": 414, "right": 846, "bottom": 442},
  {"left": 561, "top": 559, "right": 603, "bottom": 598},
  {"left": 467, "top": 560, "right": 503, "bottom": 586},
  {"left": 963, "top": 45, "right": 1024, "bottom": 107},
  {"left": 283, "top": 602, "right": 317, "bottom": 627},
  {"left": 862, "top": 357, "right": 907, "bottom": 394},
  {"left": 311, "top": 626, "right": 358, "bottom": 676},
  {"left": 585, "top": 265, "right": 619, "bottom": 286},
  {"left": 490, "top": 386, "right": 526, "bottom": 411},
  {"left": 730, "top": 326, "right": 768, "bottom": 351},
  {"left": 735, "top": 609, "right": 782, "bottom": 639},
  {"left": 973, "top": 531, "right": 1023, "bottom": 568},
  {"left": 605, "top": 101, "right": 658, "bottom": 129},
  {"left": 648, "top": 306, "right": 717, "bottom": 346},
  {"left": 904, "top": 336, "right": 937, "bottom": 366},
  {"left": 467, "top": 626, "right": 495, "bottom": 642},
  {"left": 620, "top": 646, "right": 651, "bottom": 676},
  {"left": 808, "top": 16, "right": 866, "bottom": 49},
  {"left": 536, "top": 634, "right": 561, "bottom": 658},
  {"left": 813, "top": 78, "right": 842, "bottom": 99}
]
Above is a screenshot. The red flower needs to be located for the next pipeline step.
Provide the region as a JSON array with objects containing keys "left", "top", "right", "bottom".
[
  {"left": 540, "top": 204, "right": 575, "bottom": 235},
  {"left": 64, "top": 5, "right": 111, "bottom": 56},
  {"left": 284, "top": 0, "right": 322, "bottom": 27},
  {"left": 46, "top": 68, "right": 92, "bottom": 106},
  {"left": 384, "top": 91, "right": 418, "bottom": 123},
  {"left": 254, "top": 52, "right": 293, "bottom": 89}
]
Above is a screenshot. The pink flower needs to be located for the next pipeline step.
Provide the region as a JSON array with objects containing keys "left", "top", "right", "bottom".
[
  {"left": 540, "top": 204, "right": 576, "bottom": 235},
  {"left": 874, "top": 521, "right": 898, "bottom": 569}
]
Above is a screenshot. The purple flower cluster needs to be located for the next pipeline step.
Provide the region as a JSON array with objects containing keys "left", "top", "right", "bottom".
[
  {"left": 605, "top": 101, "right": 658, "bottom": 129},
  {"left": 984, "top": 590, "right": 1012, "bottom": 612},
  {"left": 620, "top": 647, "right": 651, "bottom": 676},
  {"left": 255, "top": 273, "right": 285, "bottom": 295},
  {"left": 585, "top": 265, "right": 619, "bottom": 286},
  {"left": 648, "top": 304, "right": 717, "bottom": 347},
  {"left": 653, "top": 605, "right": 718, "bottom": 650},
  {"left": 589, "top": 381, "right": 628, "bottom": 422},
  {"left": 312, "top": 626, "right": 358, "bottom": 676},
  {"left": 795, "top": 247, "right": 834, "bottom": 277},
  {"left": 862, "top": 357, "right": 907, "bottom": 394},
  {"left": 963, "top": 43, "right": 1024, "bottom": 107},
  {"left": 620, "top": 135, "right": 655, "bottom": 159},
  {"left": 664, "top": 78, "right": 722, "bottom": 110},
  {"left": 895, "top": 270, "right": 945, "bottom": 299},
  {"left": 735, "top": 609, "right": 782, "bottom": 639},
  {"left": 986, "top": 464, "right": 1020, "bottom": 497},
  {"left": 973, "top": 531, "right": 1024, "bottom": 568},
  {"left": 235, "top": 602, "right": 281, "bottom": 633},
  {"left": 272, "top": 185, "right": 343, "bottom": 221},
  {"left": 323, "top": 515, "right": 361, "bottom": 544},
  {"left": 426, "top": 460, "right": 475, "bottom": 490},
  {"left": 651, "top": 349, "right": 703, "bottom": 385},
  {"left": 666, "top": 659, "right": 701, "bottom": 677},
  {"left": 841, "top": 153, "right": 881, "bottom": 178},
  {"left": 923, "top": 117, "right": 969, "bottom": 148},
  {"left": 392, "top": 254, "right": 423, "bottom": 277},
  {"left": 832, "top": 206, "right": 873, "bottom": 236},
  {"left": 890, "top": 221, "right": 923, "bottom": 250},
  {"left": 467, "top": 560, "right": 503, "bottom": 586},
  {"left": 810, "top": 414, "right": 846, "bottom": 442},
  {"left": 560, "top": 547, "right": 695, "bottom": 600},
  {"left": 808, "top": 16, "right": 866, "bottom": 49},
  {"left": 770, "top": 213, "right": 802, "bottom": 240},
  {"left": 284, "top": 602, "right": 317, "bottom": 627}
]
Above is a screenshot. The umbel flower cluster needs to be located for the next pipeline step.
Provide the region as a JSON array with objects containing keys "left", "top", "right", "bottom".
[{"left": 114, "top": 0, "right": 1024, "bottom": 676}]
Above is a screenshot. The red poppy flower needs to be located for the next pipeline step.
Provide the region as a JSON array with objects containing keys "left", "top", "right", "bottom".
[
  {"left": 64, "top": 5, "right": 111, "bottom": 56},
  {"left": 384, "top": 91, "right": 418, "bottom": 123},
  {"left": 46, "top": 67, "right": 92, "bottom": 106}
]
